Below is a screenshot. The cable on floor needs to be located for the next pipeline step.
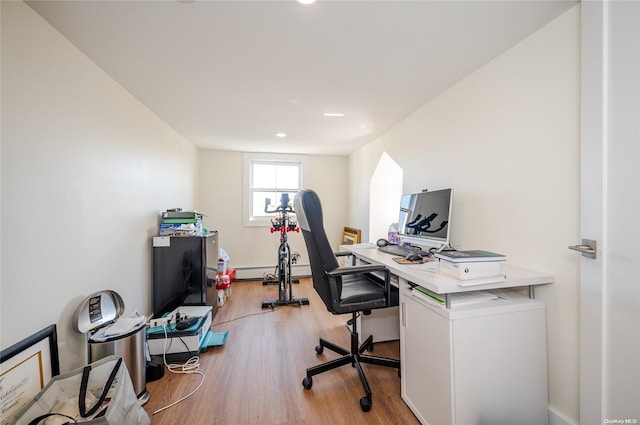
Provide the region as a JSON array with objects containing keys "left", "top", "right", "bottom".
[
  {"left": 211, "top": 309, "right": 276, "bottom": 327},
  {"left": 152, "top": 324, "right": 206, "bottom": 415}
]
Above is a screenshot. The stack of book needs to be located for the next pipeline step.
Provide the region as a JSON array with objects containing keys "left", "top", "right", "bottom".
[
  {"left": 160, "top": 209, "right": 205, "bottom": 236},
  {"left": 433, "top": 250, "right": 507, "bottom": 287}
]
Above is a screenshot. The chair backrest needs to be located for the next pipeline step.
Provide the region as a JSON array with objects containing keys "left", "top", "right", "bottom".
[{"left": 294, "top": 189, "right": 340, "bottom": 310}]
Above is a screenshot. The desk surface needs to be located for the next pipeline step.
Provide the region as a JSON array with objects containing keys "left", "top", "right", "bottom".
[{"left": 341, "top": 244, "right": 553, "bottom": 295}]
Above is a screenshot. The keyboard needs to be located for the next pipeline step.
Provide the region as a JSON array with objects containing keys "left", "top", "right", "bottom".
[{"left": 378, "top": 244, "right": 431, "bottom": 257}]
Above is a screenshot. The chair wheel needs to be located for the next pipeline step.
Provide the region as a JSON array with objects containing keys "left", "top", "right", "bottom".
[
  {"left": 359, "top": 396, "right": 371, "bottom": 412},
  {"left": 315, "top": 344, "right": 324, "bottom": 355},
  {"left": 302, "top": 376, "right": 313, "bottom": 389}
]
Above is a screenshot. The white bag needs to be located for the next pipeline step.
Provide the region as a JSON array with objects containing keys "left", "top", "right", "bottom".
[{"left": 11, "top": 356, "right": 150, "bottom": 425}]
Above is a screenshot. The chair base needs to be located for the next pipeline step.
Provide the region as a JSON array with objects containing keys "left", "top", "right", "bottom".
[{"left": 302, "top": 312, "right": 400, "bottom": 412}]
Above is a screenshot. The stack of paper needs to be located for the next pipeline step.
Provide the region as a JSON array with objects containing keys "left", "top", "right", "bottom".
[{"left": 450, "top": 291, "right": 499, "bottom": 306}]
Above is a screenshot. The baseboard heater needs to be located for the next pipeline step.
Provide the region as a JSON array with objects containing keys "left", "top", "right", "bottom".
[{"left": 209, "top": 264, "right": 311, "bottom": 280}]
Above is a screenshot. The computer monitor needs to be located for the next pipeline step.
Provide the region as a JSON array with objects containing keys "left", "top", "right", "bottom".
[{"left": 397, "top": 188, "right": 453, "bottom": 249}]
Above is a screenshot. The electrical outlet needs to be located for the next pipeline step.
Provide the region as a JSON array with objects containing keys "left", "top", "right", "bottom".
[{"left": 147, "top": 315, "right": 174, "bottom": 328}]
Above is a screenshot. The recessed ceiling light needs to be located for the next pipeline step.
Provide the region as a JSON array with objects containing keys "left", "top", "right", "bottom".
[
  {"left": 323, "top": 112, "right": 345, "bottom": 117},
  {"left": 296, "top": 0, "right": 317, "bottom": 5},
  {"left": 276, "top": 132, "right": 287, "bottom": 138}
]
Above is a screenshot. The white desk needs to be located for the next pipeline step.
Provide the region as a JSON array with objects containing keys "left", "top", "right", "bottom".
[
  {"left": 342, "top": 244, "right": 551, "bottom": 305},
  {"left": 341, "top": 244, "right": 553, "bottom": 425}
]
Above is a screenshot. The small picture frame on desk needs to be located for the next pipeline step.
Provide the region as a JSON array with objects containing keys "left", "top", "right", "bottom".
[
  {"left": 342, "top": 227, "right": 361, "bottom": 245},
  {"left": 0, "top": 324, "right": 60, "bottom": 422}
]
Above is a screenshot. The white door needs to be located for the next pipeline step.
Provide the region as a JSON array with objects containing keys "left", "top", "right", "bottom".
[{"left": 579, "top": 2, "right": 640, "bottom": 424}]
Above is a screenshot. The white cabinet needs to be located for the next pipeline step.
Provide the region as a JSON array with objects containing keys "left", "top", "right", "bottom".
[
  {"left": 401, "top": 292, "right": 453, "bottom": 424},
  {"left": 400, "top": 285, "right": 548, "bottom": 425}
]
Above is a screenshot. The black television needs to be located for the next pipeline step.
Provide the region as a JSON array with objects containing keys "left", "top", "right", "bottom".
[
  {"left": 397, "top": 188, "right": 453, "bottom": 249},
  {"left": 152, "top": 235, "right": 217, "bottom": 318}
]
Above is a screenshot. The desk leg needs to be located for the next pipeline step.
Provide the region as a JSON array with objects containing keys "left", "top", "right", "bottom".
[{"left": 445, "top": 294, "right": 451, "bottom": 309}]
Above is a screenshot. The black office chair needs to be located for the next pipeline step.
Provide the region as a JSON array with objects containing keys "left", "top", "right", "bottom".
[{"left": 293, "top": 189, "right": 400, "bottom": 412}]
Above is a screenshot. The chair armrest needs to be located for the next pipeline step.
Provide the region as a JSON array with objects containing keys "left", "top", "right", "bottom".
[
  {"left": 334, "top": 251, "right": 351, "bottom": 257},
  {"left": 326, "top": 263, "right": 387, "bottom": 277},
  {"left": 326, "top": 264, "right": 393, "bottom": 307}
]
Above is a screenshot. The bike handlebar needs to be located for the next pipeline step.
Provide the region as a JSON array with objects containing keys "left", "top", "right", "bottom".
[{"left": 264, "top": 196, "right": 295, "bottom": 214}]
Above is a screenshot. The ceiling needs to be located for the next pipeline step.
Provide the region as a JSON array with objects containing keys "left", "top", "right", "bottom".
[{"left": 26, "top": 0, "right": 577, "bottom": 156}]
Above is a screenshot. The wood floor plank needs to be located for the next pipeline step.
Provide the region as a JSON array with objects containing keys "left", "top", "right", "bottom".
[{"left": 144, "top": 278, "right": 420, "bottom": 425}]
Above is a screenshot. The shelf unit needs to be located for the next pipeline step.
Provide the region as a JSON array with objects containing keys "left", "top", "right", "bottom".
[{"left": 400, "top": 284, "right": 548, "bottom": 425}]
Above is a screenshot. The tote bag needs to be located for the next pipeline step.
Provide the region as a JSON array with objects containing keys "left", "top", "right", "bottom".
[{"left": 11, "top": 355, "right": 149, "bottom": 425}]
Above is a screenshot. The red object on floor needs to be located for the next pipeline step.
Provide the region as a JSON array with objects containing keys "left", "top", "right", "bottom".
[{"left": 225, "top": 268, "right": 236, "bottom": 283}]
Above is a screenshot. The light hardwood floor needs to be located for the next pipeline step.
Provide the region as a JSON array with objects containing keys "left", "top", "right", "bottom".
[{"left": 143, "top": 278, "right": 420, "bottom": 425}]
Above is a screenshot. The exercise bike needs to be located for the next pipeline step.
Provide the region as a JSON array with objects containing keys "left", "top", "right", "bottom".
[{"left": 261, "top": 194, "right": 310, "bottom": 309}]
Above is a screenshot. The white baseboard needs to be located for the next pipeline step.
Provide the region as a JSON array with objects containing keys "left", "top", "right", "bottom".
[
  {"left": 549, "top": 406, "right": 577, "bottom": 425},
  {"left": 235, "top": 264, "right": 311, "bottom": 280}
]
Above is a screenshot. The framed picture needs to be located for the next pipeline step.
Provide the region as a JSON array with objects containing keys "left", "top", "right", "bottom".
[
  {"left": 342, "top": 226, "right": 362, "bottom": 245},
  {"left": 0, "top": 324, "right": 59, "bottom": 423}
]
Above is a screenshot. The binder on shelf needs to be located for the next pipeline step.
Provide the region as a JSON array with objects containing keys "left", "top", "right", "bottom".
[
  {"left": 408, "top": 283, "right": 445, "bottom": 305},
  {"left": 434, "top": 250, "right": 506, "bottom": 263}
]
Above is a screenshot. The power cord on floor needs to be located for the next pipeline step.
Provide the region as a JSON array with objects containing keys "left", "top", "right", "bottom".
[
  {"left": 211, "top": 309, "right": 275, "bottom": 327},
  {"left": 152, "top": 324, "right": 205, "bottom": 415}
]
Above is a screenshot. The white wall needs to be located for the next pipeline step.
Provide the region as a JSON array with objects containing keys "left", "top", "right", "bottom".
[
  {"left": 1, "top": 1, "right": 199, "bottom": 372},
  {"left": 197, "top": 150, "right": 348, "bottom": 276},
  {"left": 349, "top": 6, "right": 580, "bottom": 424}
]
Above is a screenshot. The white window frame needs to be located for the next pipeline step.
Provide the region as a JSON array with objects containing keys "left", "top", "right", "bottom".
[{"left": 243, "top": 153, "right": 305, "bottom": 227}]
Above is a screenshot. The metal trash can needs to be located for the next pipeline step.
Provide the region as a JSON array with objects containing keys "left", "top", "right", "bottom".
[{"left": 75, "top": 290, "right": 150, "bottom": 405}]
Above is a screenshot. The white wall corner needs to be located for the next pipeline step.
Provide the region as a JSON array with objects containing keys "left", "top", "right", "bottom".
[{"left": 549, "top": 406, "right": 578, "bottom": 425}]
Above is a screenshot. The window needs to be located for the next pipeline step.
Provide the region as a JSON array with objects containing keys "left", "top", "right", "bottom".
[{"left": 243, "top": 153, "right": 305, "bottom": 226}]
